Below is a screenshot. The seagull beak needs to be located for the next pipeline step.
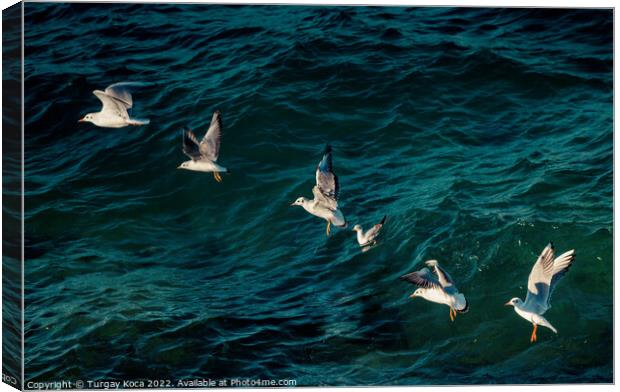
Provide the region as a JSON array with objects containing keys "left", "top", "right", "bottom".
[
  {"left": 409, "top": 293, "right": 416, "bottom": 299},
  {"left": 290, "top": 202, "right": 296, "bottom": 206},
  {"left": 504, "top": 301, "right": 512, "bottom": 306},
  {"left": 78, "top": 118, "right": 85, "bottom": 123}
]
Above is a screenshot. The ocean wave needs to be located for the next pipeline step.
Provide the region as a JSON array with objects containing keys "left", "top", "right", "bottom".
[{"left": 18, "top": 3, "right": 613, "bottom": 385}]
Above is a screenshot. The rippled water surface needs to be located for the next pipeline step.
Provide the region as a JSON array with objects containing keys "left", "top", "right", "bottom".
[{"left": 22, "top": 3, "right": 612, "bottom": 385}]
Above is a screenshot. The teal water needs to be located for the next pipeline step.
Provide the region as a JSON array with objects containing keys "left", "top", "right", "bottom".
[
  {"left": 2, "top": 3, "right": 24, "bottom": 388},
  {"left": 21, "top": 4, "right": 612, "bottom": 385}
]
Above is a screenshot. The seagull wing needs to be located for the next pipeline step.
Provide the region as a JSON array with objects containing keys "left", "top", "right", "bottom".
[
  {"left": 400, "top": 267, "right": 442, "bottom": 289},
  {"left": 104, "top": 82, "right": 149, "bottom": 109},
  {"left": 523, "top": 243, "right": 555, "bottom": 314},
  {"left": 182, "top": 127, "right": 203, "bottom": 161},
  {"left": 364, "top": 216, "right": 386, "bottom": 242},
  {"left": 425, "top": 259, "right": 456, "bottom": 289},
  {"left": 314, "top": 144, "right": 340, "bottom": 209},
  {"left": 312, "top": 186, "right": 337, "bottom": 210},
  {"left": 199, "top": 110, "right": 222, "bottom": 161},
  {"left": 546, "top": 249, "right": 576, "bottom": 309},
  {"left": 93, "top": 90, "right": 130, "bottom": 119}
]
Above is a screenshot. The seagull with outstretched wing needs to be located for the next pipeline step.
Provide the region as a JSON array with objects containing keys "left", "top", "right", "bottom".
[
  {"left": 178, "top": 110, "right": 228, "bottom": 183},
  {"left": 79, "top": 82, "right": 150, "bottom": 128},
  {"left": 400, "top": 259, "right": 469, "bottom": 322},
  {"left": 505, "top": 242, "right": 575, "bottom": 342},
  {"left": 291, "top": 144, "right": 346, "bottom": 236},
  {"left": 352, "top": 216, "right": 387, "bottom": 247}
]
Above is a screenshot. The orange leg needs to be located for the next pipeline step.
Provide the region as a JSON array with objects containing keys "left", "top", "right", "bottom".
[
  {"left": 449, "top": 308, "right": 455, "bottom": 322},
  {"left": 530, "top": 324, "right": 538, "bottom": 343},
  {"left": 326, "top": 221, "right": 331, "bottom": 236},
  {"left": 213, "top": 172, "right": 222, "bottom": 183}
]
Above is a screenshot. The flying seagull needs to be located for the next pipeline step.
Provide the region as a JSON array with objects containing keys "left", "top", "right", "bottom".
[
  {"left": 505, "top": 242, "right": 575, "bottom": 342},
  {"left": 352, "top": 216, "right": 387, "bottom": 247},
  {"left": 291, "top": 144, "right": 346, "bottom": 236},
  {"left": 79, "top": 82, "right": 150, "bottom": 128},
  {"left": 178, "top": 110, "right": 228, "bottom": 182},
  {"left": 400, "top": 259, "right": 468, "bottom": 322}
]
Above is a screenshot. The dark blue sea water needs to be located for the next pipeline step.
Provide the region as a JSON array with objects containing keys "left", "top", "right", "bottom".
[{"left": 20, "top": 3, "right": 612, "bottom": 385}]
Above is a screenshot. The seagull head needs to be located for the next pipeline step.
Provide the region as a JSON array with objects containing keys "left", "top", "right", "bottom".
[
  {"left": 505, "top": 297, "right": 522, "bottom": 307},
  {"left": 177, "top": 161, "right": 191, "bottom": 170},
  {"left": 352, "top": 224, "right": 362, "bottom": 232},
  {"left": 290, "top": 197, "right": 306, "bottom": 206},
  {"left": 78, "top": 113, "right": 96, "bottom": 124}
]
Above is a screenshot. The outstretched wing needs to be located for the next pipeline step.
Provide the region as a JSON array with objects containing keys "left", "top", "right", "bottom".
[
  {"left": 103, "top": 82, "right": 138, "bottom": 109},
  {"left": 314, "top": 144, "right": 340, "bottom": 207},
  {"left": 425, "top": 259, "right": 456, "bottom": 290},
  {"left": 312, "top": 186, "right": 337, "bottom": 210},
  {"left": 365, "top": 216, "right": 386, "bottom": 242},
  {"left": 104, "top": 81, "right": 149, "bottom": 108},
  {"left": 400, "top": 267, "right": 441, "bottom": 289},
  {"left": 546, "top": 249, "right": 575, "bottom": 308},
  {"left": 199, "top": 110, "right": 222, "bottom": 161},
  {"left": 93, "top": 90, "right": 129, "bottom": 119},
  {"left": 182, "top": 127, "right": 202, "bottom": 161},
  {"left": 523, "top": 243, "right": 555, "bottom": 314}
]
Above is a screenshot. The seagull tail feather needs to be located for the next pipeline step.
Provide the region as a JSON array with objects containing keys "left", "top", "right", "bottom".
[
  {"left": 128, "top": 118, "right": 150, "bottom": 126},
  {"left": 537, "top": 316, "right": 558, "bottom": 334}
]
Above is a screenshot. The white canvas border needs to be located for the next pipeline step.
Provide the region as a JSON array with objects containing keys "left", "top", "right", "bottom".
[{"left": 0, "top": 1, "right": 616, "bottom": 392}]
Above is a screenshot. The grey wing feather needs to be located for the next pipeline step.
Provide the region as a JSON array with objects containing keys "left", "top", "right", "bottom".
[
  {"left": 546, "top": 249, "right": 575, "bottom": 308},
  {"left": 182, "top": 128, "right": 202, "bottom": 161},
  {"left": 312, "top": 185, "right": 337, "bottom": 210},
  {"left": 316, "top": 170, "right": 339, "bottom": 200},
  {"left": 364, "top": 224, "right": 382, "bottom": 242},
  {"left": 524, "top": 243, "right": 555, "bottom": 314},
  {"left": 199, "top": 110, "right": 222, "bottom": 161},
  {"left": 104, "top": 83, "right": 138, "bottom": 109},
  {"left": 93, "top": 90, "right": 129, "bottom": 119},
  {"left": 104, "top": 82, "right": 149, "bottom": 108},
  {"left": 425, "top": 260, "right": 456, "bottom": 289},
  {"left": 364, "top": 216, "right": 386, "bottom": 242},
  {"left": 400, "top": 267, "right": 441, "bottom": 289},
  {"left": 314, "top": 145, "right": 339, "bottom": 207}
]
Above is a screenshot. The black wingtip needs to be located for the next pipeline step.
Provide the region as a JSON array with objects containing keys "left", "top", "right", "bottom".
[
  {"left": 548, "top": 241, "right": 554, "bottom": 249},
  {"left": 380, "top": 215, "right": 387, "bottom": 225},
  {"left": 318, "top": 144, "right": 334, "bottom": 172}
]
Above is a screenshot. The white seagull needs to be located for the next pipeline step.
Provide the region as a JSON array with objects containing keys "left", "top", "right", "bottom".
[
  {"left": 352, "top": 216, "right": 386, "bottom": 247},
  {"left": 79, "top": 82, "right": 150, "bottom": 128},
  {"left": 400, "top": 259, "right": 468, "bottom": 322},
  {"left": 505, "top": 242, "right": 575, "bottom": 342},
  {"left": 291, "top": 144, "right": 346, "bottom": 236},
  {"left": 178, "top": 110, "right": 228, "bottom": 183}
]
